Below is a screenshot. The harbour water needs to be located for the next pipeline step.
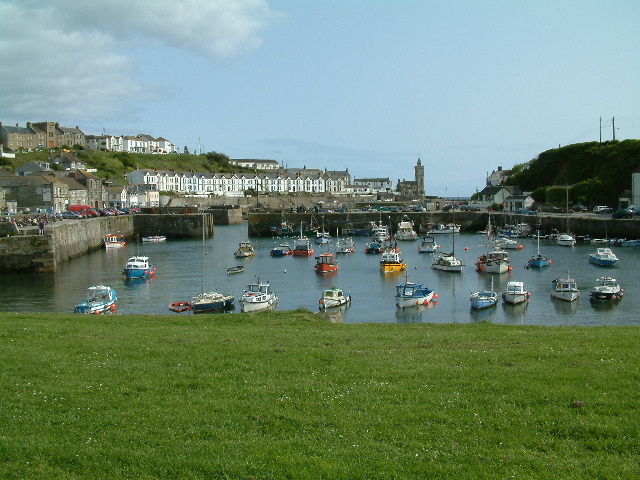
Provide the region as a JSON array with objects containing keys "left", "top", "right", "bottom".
[{"left": 1, "top": 222, "right": 638, "bottom": 325}]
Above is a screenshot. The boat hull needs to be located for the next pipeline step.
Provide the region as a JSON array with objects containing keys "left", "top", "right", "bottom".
[
  {"left": 380, "top": 262, "right": 407, "bottom": 273},
  {"left": 551, "top": 290, "right": 580, "bottom": 302},
  {"left": 123, "top": 267, "right": 156, "bottom": 279},
  {"left": 396, "top": 291, "right": 434, "bottom": 308},
  {"left": 470, "top": 292, "right": 498, "bottom": 310},
  {"left": 191, "top": 293, "right": 234, "bottom": 313},
  {"left": 502, "top": 292, "right": 530, "bottom": 305},
  {"left": 240, "top": 295, "right": 277, "bottom": 312}
]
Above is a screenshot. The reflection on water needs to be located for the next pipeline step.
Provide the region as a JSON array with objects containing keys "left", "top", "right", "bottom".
[
  {"left": 502, "top": 300, "right": 529, "bottom": 323},
  {"left": 551, "top": 296, "right": 580, "bottom": 315}
]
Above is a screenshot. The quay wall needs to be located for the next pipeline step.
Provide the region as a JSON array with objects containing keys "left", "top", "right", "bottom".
[{"left": 0, "top": 214, "right": 213, "bottom": 273}]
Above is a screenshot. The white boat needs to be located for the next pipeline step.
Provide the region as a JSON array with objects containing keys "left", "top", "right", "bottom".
[
  {"left": 476, "top": 248, "right": 510, "bottom": 274},
  {"left": 123, "top": 256, "right": 156, "bottom": 279},
  {"left": 431, "top": 252, "right": 463, "bottom": 272},
  {"left": 417, "top": 236, "right": 440, "bottom": 253},
  {"left": 371, "top": 221, "right": 390, "bottom": 242},
  {"left": 470, "top": 278, "right": 498, "bottom": 310},
  {"left": 226, "top": 265, "right": 244, "bottom": 275},
  {"left": 493, "top": 237, "right": 522, "bottom": 250},
  {"left": 103, "top": 233, "right": 125, "bottom": 248},
  {"left": 551, "top": 275, "right": 580, "bottom": 302},
  {"left": 395, "top": 216, "right": 417, "bottom": 240},
  {"left": 588, "top": 247, "right": 618, "bottom": 266},
  {"left": 234, "top": 240, "right": 255, "bottom": 258},
  {"left": 240, "top": 278, "right": 278, "bottom": 312},
  {"left": 589, "top": 276, "right": 623, "bottom": 303},
  {"left": 319, "top": 287, "right": 351, "bottom": 310},
  {"left": 556, "top": 233, "right": 576, "bottom": 247},
  {"left": 502, "top": 281, "right": 530, "bottom": 305},
  {"left": 395, "top": 275, "right": 437, "bottom": 308},
  {"left": 141, "top": 235, "right": 166, "bottom": 242},
  {"left": 315, "top": 230, "right": 331, "bottom": 244},
  {"left": 74, "top": 285, "right": 117, "bottom": 314},
  {"left": 426, "top": 223, "right": 460, "bottom": 234},
  {"left": 335, "top": 235, "right": 356, "bottom": 254}
]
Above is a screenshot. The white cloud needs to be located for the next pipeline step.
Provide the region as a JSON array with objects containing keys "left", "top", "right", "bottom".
[{"left": 0, "top": 0, "right": 275, "bottom": 122}]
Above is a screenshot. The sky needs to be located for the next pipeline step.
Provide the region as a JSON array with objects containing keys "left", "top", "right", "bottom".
[{"left": 1, "top": 0, "right": 639, "bottom": 197}]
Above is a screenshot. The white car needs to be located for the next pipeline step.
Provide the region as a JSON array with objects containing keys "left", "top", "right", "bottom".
[{"left": 593, "top": 206, "right": 610, "bottom": 213}]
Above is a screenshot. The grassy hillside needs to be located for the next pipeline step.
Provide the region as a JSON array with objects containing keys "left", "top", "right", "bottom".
[
  {"left": 1, "top": 311, "right": 639, "bottom": 479},
  {"left": 507, "top": 140, "right": 640, "bottom": 206},
  {"left": 1, "top": 149, "right": 252, "bottom": 187}
]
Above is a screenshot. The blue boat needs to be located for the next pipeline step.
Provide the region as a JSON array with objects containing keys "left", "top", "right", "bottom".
[
  {"left": 364, "top": 241, "right": 382, "bottom": 254},
  {"left": 270, "top": 242, "right": 292, "bottom": 256},
  {"left": 123, "top": 256, "right": 156, "bottom": 279},
  {"left": 74, "top": 285, "right": 117, "bottom": 314},
  {"left": 470, "top": 279, "right": 498, "bottom": 310},
  {"left": 528, "top": 232, "right": 551, "bottom": 268},
  {"left": 588, "top": 247, "right": 618, "bottom": 266},
  {"left": 395, "top": 275, "right": 437, "bottom": 308}
]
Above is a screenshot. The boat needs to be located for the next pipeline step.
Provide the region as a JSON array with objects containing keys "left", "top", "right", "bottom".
[
  {"left": 234, "top": 240, "right": 255, "bottom": 258},
  {"left": 395, "top": 274, "right": 437, "bottom": 308},
  {"left": 551, "top": 275, "right": 580, "bottom": 302},
  {"left": 292, "top": 224, "right": 314, "bottom": 256},
  {"left": 619, "top": 239, "right": 640, "bottom": 247},
  {"left": 528, "top": 231, "right": 551, "bottom": 268},
  {"left": 476, "top": 248, "right": 511, "bottom": 274},
  {"left": 371, "top": 221, "right": 390, "bottom": 241},
  {"left": 169, "top": 301, "right": 192, "bottom": 313},
  {"left": 425, "top": 223, "right": 460, "bottom": 234},
  {"left": 589, "top": 276, "right": 623, "bottom": 302},
  {"left": 190, "top": 214, "right": 234, "bottom": 313},
  {"left": 493, "top": 237, "right": 523, "bottom": 250},
  {"left": 502, "top": 281, "right": 530, "bottom": 305},
  {"left": 240, "top": 278, "right": 278, "bottom": 312},
  {"left": 335, "top": 232, "right": 356, "bottom": 254},
  {"left": 74, "top": 285, "right": 117, "bottom": 314},
  {"left": 141, "top": 235, "right": 166, "bottom": 242},
  {"left": 364, "top": 241, "right": 382, "bottom": 254},
  {"left": 470, "top": 278, "right": 498, "bottom": 310},
  {"left": 417, "top": 236, "right": 440, "bottom": 254},
  {"left": 588, "top": 247, "right": 618, "bottom": 266},
  {"left": 103, "top": 234, "right": 125, "bottom": 248},
  {"left": 395, "top": 216, "right": 418, "bottom": 240},
  {"left": 314, "top": 252, "right": 338, "bottom": 273},
  {"left": 122, "top": 256, "right": 156, "bottom": 279},
  {"left": 191, "top": 292, "right": 235, "bottom": 313},
  {"left": 270, "top": 242, "right": 292, "bottom": 256},
  {"left": 315, "top": 229, "right": 331, "bottom": 244},
  {"left": 557, "top": 188, "right": 576, "bottom": 246},
  {"left": 380, "top": 250, "right": 407, "bottom": 273},
  {"left": 319, "top": 286, "right": 351, "bottom": 310},
  {"left": 227, "top": 265, "right": 245, "bottom": 275},
  {"left": 432, "top": 210, "right": 463, "bottom": 272}
]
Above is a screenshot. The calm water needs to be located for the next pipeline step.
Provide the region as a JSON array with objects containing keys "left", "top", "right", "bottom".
[{"left": 1, "top": 223, "right": 638, "bottom": 325}]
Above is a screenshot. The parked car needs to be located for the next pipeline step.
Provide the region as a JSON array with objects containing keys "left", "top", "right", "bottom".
[
  {"left": 612, "top": 209, "right": 633, "bottom": 219},
  {"left": 571, "top": 204, "right": 588, "bottom": 212},
  {"left": 59, "top": 211, "right": 83, "bottom": 219},
  {"left": 593, "top": 205, "right": 610, "bottom": 213}
]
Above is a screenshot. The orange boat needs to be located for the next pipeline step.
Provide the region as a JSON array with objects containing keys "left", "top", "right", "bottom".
[{"left": 314, "top": 252, "right": 338, "bottom": 273}]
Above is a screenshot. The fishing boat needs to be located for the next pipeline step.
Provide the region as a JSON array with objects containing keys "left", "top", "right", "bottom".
[
  {"left": 528, "top": 231, "right": 551, "bottom": 268},
  {"left": 425, "top": 223, "right": 460, "bottom": 234},
  {"left": 395, "top": 216, "right": 417, "bottom": 240},
  {"left": 141, "top": 235, "right": 166, "bottom": 242},
  {"left": 335, "top": 234, "right": 356, "bottom": 254},
  {"left": 314, "top": 252, "right": 338, "bottom": 273},
  {"left": 502, "top": 281, "right": 530, "bottom": 305},
  {"left": 315, "top": 229, "right": 331, "bottom": 244},
  {"left": 226, "top": 265, "right": 244, "bottom": 275},
  {"left": 168, "top": 301, "right": 192, "bottom": 313},
  {"left": 364, "top": 241, "right": 382, "bottom": 254},
  {"left": 380, "top": 250, "right": 407, "bottom": 273},
  {"left": 395, "top": 274, "right": 437, "bottom": 308},
  {"left": 470, "top": 278, "right": 498, "bottom": 310},
  {"left": 589, "top": 276, "right": 623, "bottom": 302},
  {"left": 371, "top": 221, "right": 391, "bottom": 242},
  {"left": 122, "top": 256, "right": 156, "bottom": 279},
  {"left": 476, "top": 248, "right": 510, "bottom": 274},
  {"left": 73, "top": 285, "right": 117, "bottom": 314},
  {"left": 417, "top": 236, "right": 440, "bottom": 253},
  {"left": 588, "top": 247, "right": 618, "bottom": 266},
  {"left": 319, "top": 287, "right": 351, "bottom": 310},
  {"left": 551, "top": 275, "right": 580, "bottom": 302},
  {"left": 240, "top": 278, "right": 278, "bottom": 312},
  {"left": 190, "top": 214, "right": 234, "bottom": 313},
  {"left": 103, "top": 234, "right": 125, "bottom": 248},
  {"left": 292, "top": 224, "right": 314, "bottom": 256},
  {"left": 234, "top": 240, "right": 255, "bottom": 258},
  {"left": 270, "top": 242, "right": 292, "bottom": 256}
]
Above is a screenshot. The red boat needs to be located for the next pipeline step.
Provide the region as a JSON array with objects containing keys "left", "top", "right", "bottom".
[
  {"left": 169, "top": 301, "right": 192, "bottom": 313},
  {"left": 314, "top": 253, "right": 338, "bottom": 273},
  {"left": 292, "top": 236, "right": 314, "bottom": 256}
]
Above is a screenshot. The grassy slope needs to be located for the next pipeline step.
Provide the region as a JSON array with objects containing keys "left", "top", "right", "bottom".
[{"left": 1, "top": 311, "right": 638, "bottom": 479}]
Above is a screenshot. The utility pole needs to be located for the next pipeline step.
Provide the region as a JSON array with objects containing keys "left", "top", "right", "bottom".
[
  {"left": 612, "top": 117, "right": 616, "bottom": 141},
  {"left": 599, "top": 116, "right": 602, "bottom": 143}
]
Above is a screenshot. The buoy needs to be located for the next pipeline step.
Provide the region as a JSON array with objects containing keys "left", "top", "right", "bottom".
[
  {"left": 283, "top": 269, "right": 287, "bottom": 273},
  {"left": 517, "top": 245, "right": 523, "bottom": 250},
  {"left": 464, "top": 246, "right": 468, "bottom": 250},
  {"left": 433, "top": 293, "right": 439, "bottom": 298},
  {"left": 423, "top": 299, "right": 430, "bottom": 305}
]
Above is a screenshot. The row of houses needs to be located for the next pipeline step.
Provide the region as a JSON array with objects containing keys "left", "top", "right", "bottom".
[{"left": 0, "top": 121, "right": 176, "bottom": 154}]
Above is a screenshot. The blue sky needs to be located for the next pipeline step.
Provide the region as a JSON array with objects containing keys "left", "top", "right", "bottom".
[{"left": 1, "top": 0, "right": 639, "bottom": 196}]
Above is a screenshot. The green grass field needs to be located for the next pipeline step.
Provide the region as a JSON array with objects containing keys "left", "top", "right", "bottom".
[{"left": 1, "top": 311, "right": 638, "bottom": 479}]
